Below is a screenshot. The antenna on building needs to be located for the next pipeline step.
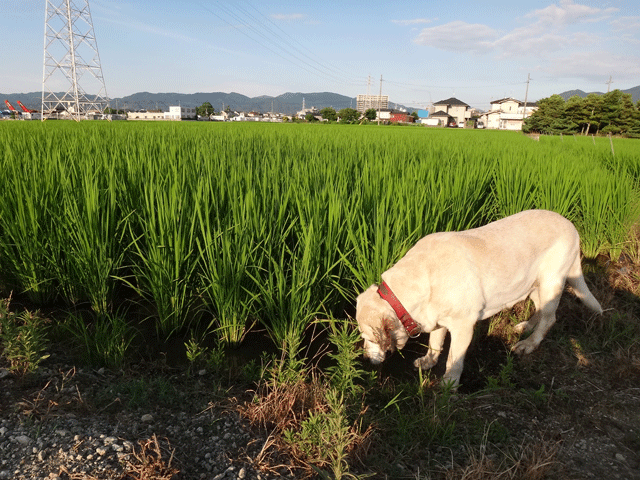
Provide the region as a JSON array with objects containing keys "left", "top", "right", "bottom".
[
  {"left": 42, "top": 0, "right": 109, "bottom": 121},
  {"left": 377, "top": 74, "right": 383, "bottom": 125},
  {"left": 522, "top": 73, "right": 530, "bottom": 121},
  {"left": 605, "top": 75, "right": 613, "bottom": 93}
]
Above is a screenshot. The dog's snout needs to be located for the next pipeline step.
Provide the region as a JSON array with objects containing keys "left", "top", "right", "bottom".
[{"left": 363, "top": 340, "right": 386, "bottom": 364}]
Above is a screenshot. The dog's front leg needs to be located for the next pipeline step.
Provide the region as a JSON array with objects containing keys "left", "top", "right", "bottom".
[
  {"left": 441, "top": 319, "right": 475, "bottom": 387},
  {"left": 414, "top": 327, "right": 447, "bottom": 370}
]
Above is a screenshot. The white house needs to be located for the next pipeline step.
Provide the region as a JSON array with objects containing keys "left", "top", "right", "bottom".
[
  {"left": 480, "top": 98, "right": 538, "bottom": 130},
  {"left": 165, "top": 106, "right": 196, "bottom": 120},
  {"left": 127, "top": 111, "right": 166, "bottom": 120}
]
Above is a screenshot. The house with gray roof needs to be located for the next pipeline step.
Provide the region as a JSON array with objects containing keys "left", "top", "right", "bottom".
[{"left": 432, "top": 97, "right": 471, "bottom": 127}]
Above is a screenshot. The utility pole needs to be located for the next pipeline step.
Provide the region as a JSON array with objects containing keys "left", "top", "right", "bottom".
[
  {"left": 42, "top": 0, "right": 108, "bottom": 121},
  {"left": 377, "top": 74, "right": 383, "bottom": 125},
  {"left": 605, "top": 75, "right": 613, "bottom": 92},
  {"left": 522, "top": 73, "right": 530, "bottom": 122}
]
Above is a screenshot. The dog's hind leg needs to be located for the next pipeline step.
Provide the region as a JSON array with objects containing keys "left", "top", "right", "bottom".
[
  {"left": 414, "top": 327, "right": 447, "bottom": 370},
  {"left": 512, "top": 280, "right": 563, "bottom": 355},
  {"left": 566, "top": 254, "right": 603, "bottom": 314}
]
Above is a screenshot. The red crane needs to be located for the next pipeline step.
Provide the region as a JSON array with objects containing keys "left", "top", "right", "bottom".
[
  {"left": 17, "top": 100, "right": 35, "bottom": 113},
  {"left": 4, "top": 100, "right": 18, "bottom": 112}
]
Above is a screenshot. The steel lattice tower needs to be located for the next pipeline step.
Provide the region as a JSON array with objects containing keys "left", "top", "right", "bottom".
[{"left": 42, "top": 0, "right": 109, "bottom": 120}]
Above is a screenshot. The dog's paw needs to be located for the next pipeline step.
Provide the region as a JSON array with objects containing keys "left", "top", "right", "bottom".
[
  {"left": 414, "top": 355, "right": 438, "bottom": 370},
  {"left": 513, "top": 321, "right": 532, "bottom": 334},
  {"left": 512, "top": 339, "right": 538, "bottom": 355}
]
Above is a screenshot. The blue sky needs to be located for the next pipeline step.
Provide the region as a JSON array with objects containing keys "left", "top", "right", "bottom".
[{"left": 1, "top": 0, "right": 639, "bottom": 110}]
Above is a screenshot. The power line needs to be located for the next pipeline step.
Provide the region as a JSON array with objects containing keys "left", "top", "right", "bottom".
[
  {"left": 198, "top": 1, "right": 362, "bottom": 88},
  {"left": 385, "top": 79, "right": 528, "bottom": 90},
  {"left": 243, "top": 2, "right": 360, "bottom": 84}
]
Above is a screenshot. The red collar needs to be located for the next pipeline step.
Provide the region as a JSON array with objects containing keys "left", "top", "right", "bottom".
[{"left": 377, "top": 281, "right": 421, "bottom": 337}]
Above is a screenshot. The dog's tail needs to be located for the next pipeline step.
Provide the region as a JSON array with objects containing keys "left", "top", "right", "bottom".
[{"left": 566, "top": 253, "right": 603, "bottom": 314}]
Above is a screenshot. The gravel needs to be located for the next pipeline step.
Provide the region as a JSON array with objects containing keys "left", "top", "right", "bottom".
[{"left": 0, "top": 363, "right": 291, "bottom": 480}]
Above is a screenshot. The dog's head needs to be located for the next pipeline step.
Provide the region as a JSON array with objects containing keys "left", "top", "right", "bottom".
[{"left": 355, "top": 285, "right": 410, "bottom": 364}]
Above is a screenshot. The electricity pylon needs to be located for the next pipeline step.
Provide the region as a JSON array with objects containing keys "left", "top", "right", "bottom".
[{"left": 41, "top": 0, "right": 109, "bottom": 121}]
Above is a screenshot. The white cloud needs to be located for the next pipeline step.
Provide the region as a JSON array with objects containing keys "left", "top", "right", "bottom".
[
  {"left": 411, "top": 1, "right": 628, "bottom": 62},
  {"left": 413, "top": 21, "right": 499, "bottom": 54},
  {"left": 270, "top": 13, "right": 306, "bottom": 21},
  {"left": 491, "top": 24, "right": 564, "bottom": 58},
  {"left": 609, "top": 16, "right": 640, "bottom": 32},
  {"left": 405, "top": 1, "right": 639, "bottom": 89},
  {"left": 549, "top": 51, "right": 640, "bottom": 82},
  {"left": 526, "top": 0, "right": 618, "bottom": 26},
  {"left": 392, "top": 18, "right": 432, "bottom": 26}
]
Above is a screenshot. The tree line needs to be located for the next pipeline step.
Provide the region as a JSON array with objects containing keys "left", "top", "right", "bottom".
[{"left": 523, "top": 89, "right": 640, "bottom": 137}]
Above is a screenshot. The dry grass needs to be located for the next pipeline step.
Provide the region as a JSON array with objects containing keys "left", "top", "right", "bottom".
[
  {"left": 241, "top": 373, "right": 326, "bottom": 432},
  {"left": 17, "top": 367, "right": 89, "bottom": 420},
  {"left": 239, "top": 369, "right": 373, "bottom": 478},
  {"left": 443, "top": 431, "right": 560, "bottom": 480},
  {"left": 120, "top": 434, "right": 179, "bottom": 480}
]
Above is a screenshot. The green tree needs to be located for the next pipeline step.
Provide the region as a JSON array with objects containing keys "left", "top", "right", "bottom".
[
  {"left": 305, "top": 112, "right": 318, "bottom": 122},
  {"left": 600, "top": 89, "right": 623, "bottom": 134},
  {"left": 337, "top": 108, "right": 360, "bottom": 124},
  {"left": 583, "top": 93, "right": 603, "bottom": 135},
  {"left": 319, "top": 107, "right": 337, "bottom": 122},
  {"left": 364, "top": 108, "right": 377, "bottom": 121},
  {"left": 563, "top": 95, "right": 586, "bottom": 133},
  {"left": 617, "top": 93, "right": 639, "bottom": 136},
  {"left": 523, "top": 94, "right": 566, "bottom": 134},
  {"left": 197, "top": 102, "right": 215, "bottom": 117}
]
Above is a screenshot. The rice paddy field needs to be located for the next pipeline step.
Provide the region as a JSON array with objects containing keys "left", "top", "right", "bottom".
[
  {"left": 0, "top": 121, "right": 639, "bottom": 351},
  {"left": 2, "top": 120, "right": 640, "bottom": 479}
]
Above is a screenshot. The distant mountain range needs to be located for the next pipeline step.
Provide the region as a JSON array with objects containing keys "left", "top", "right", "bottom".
[
  {"left": 2, "top": 91, "right": 364, "bottom": 115},
  {"left": 558, "top": 85, "right": 639, "bottom": 103},
  {"left": 3, "top": 86, "right": 638, "bottom": 114}
]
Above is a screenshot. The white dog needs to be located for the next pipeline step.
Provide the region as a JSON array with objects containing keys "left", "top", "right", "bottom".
[{"left": 356, "top": 210, "right": 603, "bottom": 386}]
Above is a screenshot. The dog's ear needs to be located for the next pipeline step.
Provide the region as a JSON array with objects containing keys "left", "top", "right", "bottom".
[{"left": 379, "top": 317, "right": 396, "bottom": 352}]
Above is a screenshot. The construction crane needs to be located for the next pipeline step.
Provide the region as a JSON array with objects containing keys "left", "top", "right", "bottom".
[{"left": 17, "top": 100, "right": 36, "bottom": 113}]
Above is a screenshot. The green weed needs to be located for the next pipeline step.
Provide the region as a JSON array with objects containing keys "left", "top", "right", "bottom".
[{"left": 0, "top": 298, "right": 50, "bottom": 377}]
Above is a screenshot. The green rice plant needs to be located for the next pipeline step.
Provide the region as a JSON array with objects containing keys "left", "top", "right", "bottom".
[
  {"left": 533, "top": 157, "right": 583, "bottom": 220},
  {"left": 63, "top": 311, "right": 136, "bottom": 368},
  {"left": 250, "top": 222, "right": 328, "bottom": 357},
  {"left": 53, "top": 161, "right": 130, "bottom": 314},
  {"left": 0, "top": 122, "right": 637, "bottom": 364},
  {"left": 492, "top": 151, "right": 538, "bottom": 218},
  {"left": 0, "top": 126, "right": 63, "bottom": 303},
  {"left": 195, "top": 177, "right": 263, "bottom": 347},
  {"left": 578, "top": 166, "right": 637, "bottom": 260},
  {"left": 126, "top": 155, "right": 202, "bottom": 340},
  {"left": 341, "top": 150, "right": 493, "bottom": 296}
]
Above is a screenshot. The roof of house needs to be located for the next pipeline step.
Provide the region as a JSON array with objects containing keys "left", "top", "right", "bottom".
[
  {"left": 433, "top": 97, "right": 469, "bottom": 107},
  {"left": 490, "top": 97, "right": 521, "bottom": 104},
  {"left": 430, "top": 110, "right": 453, "bottom": 118},
  {"left": 490, "top": 98, "right": 539, "bottom": 107}
]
